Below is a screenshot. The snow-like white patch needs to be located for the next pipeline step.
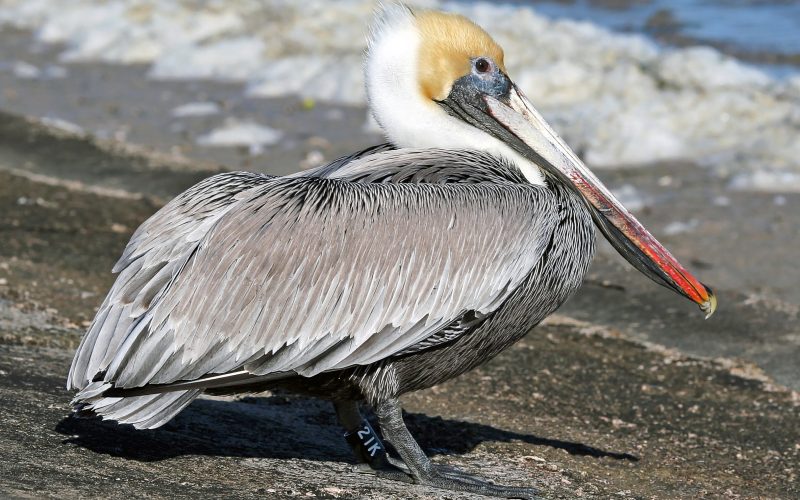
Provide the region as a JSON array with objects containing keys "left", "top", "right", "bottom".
[
  {"left": 40, "top": 116, "right": 85, "bottom": 135},
  {"left": 657, "top": 47, "right": 771, "bottom": 90},
  {"left": 150, "top": 37, "right": 265, "bottom": 81},
  {"left": 663, "top": 219, "right": 699, "bottom": 236},
  {"left": 611, "top": 184, "right": 648, "bottom": 212},
  {"left": 43, "top": 64, "right": 67, "bottom": 78},
  {"left": 4, "top": 60, "right": 65, "bottom": 79},
  {"left": 713, "top": 195, "right": 731, "bottom": 207},
  {"left": 197, "top": 119, "right": 283, "bottom": 155},
  {"left": 246, "top": 54, "right": 365, "bottom": 105},
  {"left": 171, "top": 101, "right": 220, "bottom": 118},
  {"left": 11, "top": 60, "right": 40, "bottom": 78},
  {"left": 728, "top": 171, "right": 800, "bottom": 193}
]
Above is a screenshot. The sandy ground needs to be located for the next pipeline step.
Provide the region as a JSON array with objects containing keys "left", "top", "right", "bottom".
[{"left": 0, "top": 25, "right": 798, "bottom": 500}]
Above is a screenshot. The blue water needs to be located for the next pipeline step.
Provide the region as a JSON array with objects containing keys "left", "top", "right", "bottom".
[{"left": 498, "top": 0, "right": 800, "bottom": 77}]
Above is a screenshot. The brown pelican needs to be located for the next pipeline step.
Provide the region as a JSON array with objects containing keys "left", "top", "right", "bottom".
[{"left": 67, "top": 6, "right": 715, "bottom": 498}]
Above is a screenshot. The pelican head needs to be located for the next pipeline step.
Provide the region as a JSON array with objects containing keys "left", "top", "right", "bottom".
[{"left": 366, "top": 5, "right": 716, "bottom": 317}]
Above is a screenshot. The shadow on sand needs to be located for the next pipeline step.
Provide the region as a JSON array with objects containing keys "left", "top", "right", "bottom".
[{"left": 56, "top": 394, "right": 638, "bottom": 464}]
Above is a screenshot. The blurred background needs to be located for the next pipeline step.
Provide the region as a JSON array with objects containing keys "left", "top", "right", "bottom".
[
  {"left": 1, "top": 0, "right": 799, "bottom": 176},
  {"left": 0, "top": 2, "right": 798, "bottom": 497}
]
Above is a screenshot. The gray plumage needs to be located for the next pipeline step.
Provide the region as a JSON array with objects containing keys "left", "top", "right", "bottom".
[{"left": 68, "top": 146, "right": 595, "bottom": 429}]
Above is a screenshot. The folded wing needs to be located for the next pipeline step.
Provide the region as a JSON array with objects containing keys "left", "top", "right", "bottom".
[
  {"left": 68, "top": 171, "right": 271, "bottom": 390},
  {"left": 95, "top": 176, "right": 556, "bottom": 391}
]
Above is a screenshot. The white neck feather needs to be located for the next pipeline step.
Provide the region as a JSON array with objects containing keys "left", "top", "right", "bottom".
[{"left": 364, "top": 6, "right": 545, "bottom": 186}]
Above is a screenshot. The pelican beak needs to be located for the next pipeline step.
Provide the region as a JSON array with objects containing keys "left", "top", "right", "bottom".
[{"left": 485, "top": 85, "right": 716, "bottom": 318}]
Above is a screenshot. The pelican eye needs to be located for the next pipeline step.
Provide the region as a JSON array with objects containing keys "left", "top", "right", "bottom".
[{"left": 474, "top": 58, "right": 491, "bottom": 74}]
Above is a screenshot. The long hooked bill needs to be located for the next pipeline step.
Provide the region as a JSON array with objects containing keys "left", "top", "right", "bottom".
[{"left": 485, "top": 86, "right": 716, "bottom": 318}]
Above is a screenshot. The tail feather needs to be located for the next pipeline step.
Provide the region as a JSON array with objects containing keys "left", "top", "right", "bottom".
[{"left": 73, "top": 382, "right": 200, "bottom": 429}]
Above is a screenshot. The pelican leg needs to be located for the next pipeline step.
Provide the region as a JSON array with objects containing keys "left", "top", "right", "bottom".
[
  {"left": 333, "top": 400, "right": 412, "bottom": 482},
  {"left": 374, "top": 399, "right": 540, "bottom": 499}
]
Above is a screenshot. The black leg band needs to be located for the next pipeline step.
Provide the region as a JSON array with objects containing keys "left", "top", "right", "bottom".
[{"left": 344, "top": 419, "right": 389, "bottom": 468}]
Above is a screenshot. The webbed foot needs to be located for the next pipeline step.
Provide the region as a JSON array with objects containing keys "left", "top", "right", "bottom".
[{"left": 373, "top": 398, "right": 540, "bottom": 499}]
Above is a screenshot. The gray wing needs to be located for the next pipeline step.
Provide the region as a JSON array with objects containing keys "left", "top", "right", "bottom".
[
  {"left": 67, "top": 171, "right": 271, "bottom": 390},
  {"left": 97, "top": 175, "right": 557, "bottom": 390},
  {"left": 67, "top": 145, "right": 396, "bottom": 391},
  {"left": 65, "top": 149, "right": 407, "bottom": 429}
]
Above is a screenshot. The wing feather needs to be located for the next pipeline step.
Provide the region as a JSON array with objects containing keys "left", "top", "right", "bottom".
[
  {"left": 71, "top": 147, "right": 559, "bottom": 397},
  {"left": 98, "top": 175, "right": 556, "bottom": 389},
  {"left": 67, "top": 171, "right": 271, "bottom": 390}
]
